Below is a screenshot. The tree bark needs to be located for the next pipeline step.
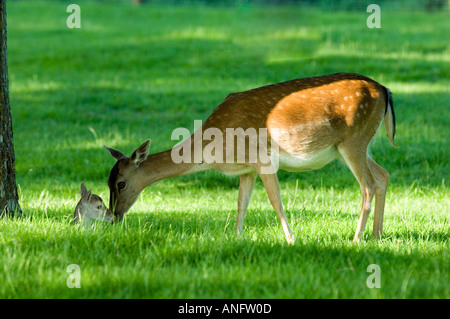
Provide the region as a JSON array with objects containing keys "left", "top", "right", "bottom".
[{"left": 0, "top": 0, "right": 21, "bottom": 217}]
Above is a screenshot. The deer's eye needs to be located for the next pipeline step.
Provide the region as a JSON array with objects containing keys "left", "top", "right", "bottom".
[
  {"left": 97, "top": 205, "right": 102, "bottom": 210},
  {"left": 118, "top": 182, "right": 126, "bottom": 190}
]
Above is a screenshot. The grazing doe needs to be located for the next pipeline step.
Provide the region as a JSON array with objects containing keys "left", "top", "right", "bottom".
[
  {"left": 73, "top": 182, "right": 113, "bottom": 226},
  {"left": 104, "top": 73, "right": 397, "bottom": 243}
]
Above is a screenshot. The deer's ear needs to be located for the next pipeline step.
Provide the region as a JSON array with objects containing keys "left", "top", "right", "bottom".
[
  {"left": 80, "top": 182, "right": 88, "bottom": 197},
  {"left": 103, "top": 145, "right": 126, "bottom": 161},
  {"left": 130, "top": 140, "right": 151, "bottom": 166}
]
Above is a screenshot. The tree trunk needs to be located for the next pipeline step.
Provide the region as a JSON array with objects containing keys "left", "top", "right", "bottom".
[{"left": 0, "top": 0, "right": 21, "bottom": 217}]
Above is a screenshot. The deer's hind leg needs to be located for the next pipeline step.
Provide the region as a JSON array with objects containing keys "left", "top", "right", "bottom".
[
  {"left": 368, "top": 158, "right": 390, "bottom": 239},
  {"left": 338, "top": 141, "right": 376, "bottom": 242}
]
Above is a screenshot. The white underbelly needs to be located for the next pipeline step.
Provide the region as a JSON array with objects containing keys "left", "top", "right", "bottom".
[
  {"left": 204, "top": 146, "right": 338, "bottom": 176},
  {"left": 211, "top": 163, "right": 255, "bottom": 176},
  {"left": 276, "top": 146, "right": 338, "bottom": 172}
]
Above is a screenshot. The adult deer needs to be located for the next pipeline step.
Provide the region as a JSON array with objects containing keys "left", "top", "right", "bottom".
[{"left": 104, "top": 73, "right": 397, "bottom": 243}]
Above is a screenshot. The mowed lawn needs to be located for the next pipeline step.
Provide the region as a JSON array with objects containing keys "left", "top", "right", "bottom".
[{"left": 0, "top": 1, "right": 448, "bottom": 298}]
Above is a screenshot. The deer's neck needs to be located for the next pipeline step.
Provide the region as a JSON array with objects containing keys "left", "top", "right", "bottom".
[{"left": 140, "top": 147, "right": 205, "bottom": 188}]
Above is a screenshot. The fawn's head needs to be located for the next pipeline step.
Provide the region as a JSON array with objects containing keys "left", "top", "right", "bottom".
[
  {"left": 104, "top": 140, "right": 151, "bottom": 221},
  {"left": 73, "top": 182, "right": 113, "bottom": 226}
]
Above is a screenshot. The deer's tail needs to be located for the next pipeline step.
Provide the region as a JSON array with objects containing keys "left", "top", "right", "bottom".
[{"left": 384, "top": 88, "right": 398, "bottom": 148}]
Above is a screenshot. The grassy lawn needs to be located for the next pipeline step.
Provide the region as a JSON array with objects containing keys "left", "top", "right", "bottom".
[{"left": 0, "top": 1, "right": 448, "bottom": 298}]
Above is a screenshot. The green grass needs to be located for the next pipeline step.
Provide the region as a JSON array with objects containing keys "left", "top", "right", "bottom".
[{"left": 0, "top": 1, "right": 448, "bottom": 298}]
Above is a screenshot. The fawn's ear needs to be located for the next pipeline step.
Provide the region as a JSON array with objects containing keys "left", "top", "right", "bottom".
[
  {"left": 104, "top": 145, "right": 126, "bottom": 161},
  {"left": 130, "top": 140, "right": 151, "bottom": 166},
  {"left": 80, "top": 182, "right": 88, "bottom": 197},
  {"left": 81, "top": 189, "right": 93, "bottom": 202}
]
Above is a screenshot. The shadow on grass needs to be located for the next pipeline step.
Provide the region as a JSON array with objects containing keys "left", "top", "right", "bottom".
[{"left": 5, "top": 211, "right": 447, "bottom": 298}]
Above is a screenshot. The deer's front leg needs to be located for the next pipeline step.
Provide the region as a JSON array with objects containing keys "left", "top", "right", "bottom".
[
  {"left": 236, "top": 171, "right": 257, "bottom": 235},
  {"left": 258, "top": 172, "right": 295, "bottom": 244}
]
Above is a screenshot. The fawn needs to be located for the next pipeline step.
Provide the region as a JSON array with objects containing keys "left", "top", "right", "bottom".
[{"left": 72, "top": 182, "right": 113, "bottom": 226}]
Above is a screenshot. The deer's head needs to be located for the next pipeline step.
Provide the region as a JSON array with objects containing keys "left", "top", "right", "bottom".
[{"left": 104, "top": 140, "right": 151, "bottom": 221}]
